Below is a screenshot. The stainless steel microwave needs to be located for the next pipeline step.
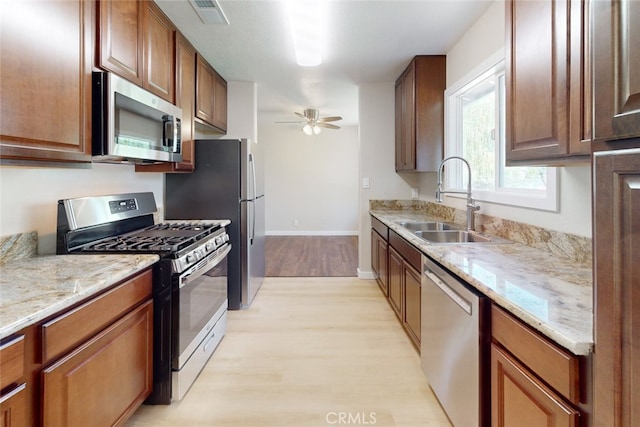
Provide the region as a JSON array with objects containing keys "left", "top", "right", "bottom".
[{"left": 92, "top": 71, "right": 182, "bottom": 164}]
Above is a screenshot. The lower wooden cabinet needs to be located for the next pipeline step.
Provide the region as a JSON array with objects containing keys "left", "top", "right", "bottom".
[
  {"left": 402, "top": 263, "right": 421, "bottom": 348},
  {"left": 42, "top": 300, "right": 153, "bottom": 427},
  {"left": 387, "top": 246, "right": 404, "bottom": 319},
  {"left": 0, "top": 383, "right": 27, "bottom": 427},
  {"left": 491, "top": 343, "right": 579, "bottom": 427},
  {"left": 491, "top": 305, "right": 586, "bottom": 427},
  {"left": 370, "top": 229, "right": 388, "bottom": 296}
]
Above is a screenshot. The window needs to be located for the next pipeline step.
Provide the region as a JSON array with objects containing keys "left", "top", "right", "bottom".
[{"left": 444, "top": 52, "right": 558, "bottom": 211}]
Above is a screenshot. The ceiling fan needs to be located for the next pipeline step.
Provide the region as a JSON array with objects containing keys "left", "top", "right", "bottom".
[{"left": 277, "top": 108, "right": 342, "bottom": 135}]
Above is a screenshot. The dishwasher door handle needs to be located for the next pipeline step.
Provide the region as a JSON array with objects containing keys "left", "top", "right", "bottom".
[{"left": 424, "top": 269, "right": 472, "bottom": 315}]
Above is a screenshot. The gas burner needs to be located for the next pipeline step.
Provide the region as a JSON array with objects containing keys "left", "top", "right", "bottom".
[{"left": 81, "top": 222, "right": 223, "bottom": 255}]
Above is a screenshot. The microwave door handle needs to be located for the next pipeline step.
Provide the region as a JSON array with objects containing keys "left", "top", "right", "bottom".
[
  {"left": 162, "top": 115, "right": 171, "bottom": 147},
  {"left": 162, "top": 114, "right": 180, "bottom": 150}
]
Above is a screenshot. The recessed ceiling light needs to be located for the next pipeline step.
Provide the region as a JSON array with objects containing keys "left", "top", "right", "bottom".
[{"left": 285, "top": 0, "right": 327, "bottom": 67}]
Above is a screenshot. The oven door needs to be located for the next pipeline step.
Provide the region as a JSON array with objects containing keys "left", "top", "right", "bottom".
[{"left": 172, "top": 243, "right": 231, "bottom": 370}]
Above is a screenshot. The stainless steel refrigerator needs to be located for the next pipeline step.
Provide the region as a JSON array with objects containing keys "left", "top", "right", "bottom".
[{"left": 164, "top": 139, "right": 265, "bottom": 309}]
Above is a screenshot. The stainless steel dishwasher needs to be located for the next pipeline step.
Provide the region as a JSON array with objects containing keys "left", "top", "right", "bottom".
[{"left": 421, "top": 255, "right": 489, "bottom": 427}]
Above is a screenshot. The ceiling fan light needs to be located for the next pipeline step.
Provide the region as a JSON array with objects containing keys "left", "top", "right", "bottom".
[
  {"left": 302, "top": 123, "right": 313, "bottom": 135},
  {"left": 313, "top": 125, "right": 321, "bottom": 135}
]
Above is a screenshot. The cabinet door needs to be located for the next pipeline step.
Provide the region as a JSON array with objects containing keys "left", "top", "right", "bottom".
[
  {"left": 0, "top": 384, "right": 27, "bottom": 427},
  {"left": 592, "top": 0, "right": 640, "bottom": 142},
  {"left": 371, "top": 230, "right": 388, "bottom": 297},
  {"left": 212, "top": 72, "right": 228, "bottom": 132},
  {"left": 42, "top": 301, "right": 153, "bottom": 427},
  {"left": 505, "top": 0, "right": 589, "bottom": 164},
  {"left": 142, "top": 1, "right": 175, "bottom": 102},
  {"left": 403, "top": 262, "right": 421, "bottom": 349},
  {"left": 491, "top": 344, "right": 579, "bottom": 427},
  {"left": 593, "top": 149, "right": 640, "bottom": 427},
  {"left": 98, "top": 0, "right": 143, "bottom": 85},
  {"left": 377, "top": 237, "right": 388, "bottom": 297},
  {"left": 0, "top": 0, "right": 92, "bottom": 163},
  {"left": 401, "top": 65, "right": 416, "bottom": 170},
  {"left": 195, "top": 54, "right": 215, "bottom": 126},
  {"left": 394, "top": 80, "right": 403, "bottom": 170},
  {"left": 387, "top": 246, "right": 403, "bottom": 319}
]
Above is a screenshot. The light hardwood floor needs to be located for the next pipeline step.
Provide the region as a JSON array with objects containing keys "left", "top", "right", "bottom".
[{"left": 125, "top": 278, "right": 451, "bottom": 426}]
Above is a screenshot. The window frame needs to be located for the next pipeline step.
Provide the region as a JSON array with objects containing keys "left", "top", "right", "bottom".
[{"left": 443, "top": 50, "right": 558, "bottom": 212}]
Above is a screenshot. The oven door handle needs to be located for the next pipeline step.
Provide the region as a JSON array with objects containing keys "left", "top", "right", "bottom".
[{"left": 179, "top": 244, "right": 231, "bottom": 289}]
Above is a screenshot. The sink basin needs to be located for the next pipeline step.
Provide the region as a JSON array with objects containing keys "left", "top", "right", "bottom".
[
  {"left": 397, "top": 221, "right": 458, "bottom": 232},
  {"left": 415, "top": 230, "right": 495, "bottom": 244}
]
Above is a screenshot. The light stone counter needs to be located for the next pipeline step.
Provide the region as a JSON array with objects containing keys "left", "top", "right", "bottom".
[
  {"left": 371, "top": 209, "right": 593, "bottom": 356},
  {"left": 0, "top": 254, "right": 159, "bottom": 340}
]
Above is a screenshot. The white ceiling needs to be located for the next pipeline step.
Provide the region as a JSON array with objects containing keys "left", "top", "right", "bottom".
[{"left": 155, "top": 0, "right": 495, "bottom": 127}]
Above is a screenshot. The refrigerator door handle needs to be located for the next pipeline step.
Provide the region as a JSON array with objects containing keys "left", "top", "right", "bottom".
[{"left": 249, "top": 153, "right": 256, "bottom": 244}]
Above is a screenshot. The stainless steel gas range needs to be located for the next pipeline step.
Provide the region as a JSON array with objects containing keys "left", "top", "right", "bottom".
[{"left": 56, "top": 192, "right": 230, "bottom": 404}]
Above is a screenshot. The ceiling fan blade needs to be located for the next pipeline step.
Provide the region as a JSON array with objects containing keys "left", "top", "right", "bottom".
[
  {"left": 317, "top": 122, "right": 340, "bottom": 129},
  {"left": 318, "top": 116, "right": 342, "bottom": 122},
  {"left": 294, "top": 112, "right": 306, "bottom": 120}
]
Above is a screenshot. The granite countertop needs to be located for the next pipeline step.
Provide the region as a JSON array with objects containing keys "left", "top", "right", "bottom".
[
  {"left": 0, "top": 254, "right": 159, "bottom": 340},
  {"left": 371, "top": 209, "right": 593, "bottom": 356}
]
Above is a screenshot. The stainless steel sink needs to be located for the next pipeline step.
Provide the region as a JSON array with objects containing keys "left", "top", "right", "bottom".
[
  {"left": 415, "top": 230, "right": 500, "bottom": 244},
  {"left": 396, "top": 221, "right": 458, "bottom": 232}
]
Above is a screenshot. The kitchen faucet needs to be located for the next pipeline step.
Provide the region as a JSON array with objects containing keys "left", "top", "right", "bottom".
[{"left": 435, "top": 156, "right": 480, "bottom": 231}]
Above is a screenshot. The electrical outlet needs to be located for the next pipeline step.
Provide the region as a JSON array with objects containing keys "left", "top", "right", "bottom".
[{"left": 293, "top": 219, "right": 299, "bottom": 226}]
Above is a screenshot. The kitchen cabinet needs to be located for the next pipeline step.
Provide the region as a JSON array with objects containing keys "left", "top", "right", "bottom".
[
  {"left": 370, "top": 217, "right": 389, "bottom": 296},
  {"left": 387, "top": 246, "right": 404, "bottom": 320},
  {"left": 491, "top": 305, "right": 588, "bottom": 427},
  {"left": 195, "top": 54, "right": 228, "bottom": 133},
  {"left": 42, "top": 301, "right": 152, "bottom": 426},
  {"left": 0, "top": 336, "right": 27, "bottom": 427},
  {"left": 4, "top": 268, "right": 153, "bottom": 427},
  {"left": 0, "top": 0, "right": 93, "bottom": 163},
  {"left": 98, "top": 0, "right": 175, "bottom": 103},
  {"left": 389, "top": 229, "right": 422, "bottom": 350},
  {"left": 592, "top": 148, "right": 640, "bottom": 427},
  {"left": 504, "top": 0, "right": 591, "bottom": 165},
  {"left": 137, "top": 32, "right": 197, "bottom": 173},
  {"left": 592, "top": 1, "right": 640, "bottom": 146},
  {"left": 395, "top": 55, "right": 445, "bottom": 172}
]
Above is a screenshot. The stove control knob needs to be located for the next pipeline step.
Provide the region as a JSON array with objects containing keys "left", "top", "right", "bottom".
[
  {"left": 186, "top": 254, "right": 195, "bottom": 263},
  {"left": 206, "top": 242, "right": 214, "bottom": 251}
]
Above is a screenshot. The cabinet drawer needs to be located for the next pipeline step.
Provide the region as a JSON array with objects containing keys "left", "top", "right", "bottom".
[
  {"left": 371, "top": 216, "right": 388, "bottom": 240},
  {"left": 491, "top": 305, "right": 580, "bottom": 404},
  {"left": 389, "top": 229, "right": 421, "bottom": 271},
  {"left": 0, "top": 336, "right": 24, "bottom": 390},
  {"left": 42, "top": 268, "right": 152, "bottom": 363}
]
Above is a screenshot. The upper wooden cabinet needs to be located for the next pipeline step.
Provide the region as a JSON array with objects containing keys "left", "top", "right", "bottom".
[
  {"left": 505, "top": 0, "right": 590, "bottom": 165},
  {"left": 0, "top": 0, "right": 93, "bottom": 163},
  {"left": 195, "top": 54, "right": 228, "bottom": 133},
  {"left": 395, "top": 55, "right": 445, "bottom": 172},
  {"left": 98, "top": 0, "right": 175, "bottom": 103},
  {"left": 592, "top": 0, "right": 640, "bottom": 147}
]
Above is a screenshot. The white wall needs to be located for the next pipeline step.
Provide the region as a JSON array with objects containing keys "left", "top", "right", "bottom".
[
  {"left": 258, "top": 122, "right": 359, "bottom": 235},
  {"left": 357, "top": 83, "right": 420, "bottom": 277},
  {"left": 0, "top": 163, "right": 163, "bottom": 254},
  {"left": 417, "top": 0, "right": 592, "bottom": 238}
]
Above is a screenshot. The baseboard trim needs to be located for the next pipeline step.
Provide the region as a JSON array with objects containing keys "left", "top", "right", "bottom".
[{"left": 357, "top": 269, "right": 376, "bottom": 280}]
